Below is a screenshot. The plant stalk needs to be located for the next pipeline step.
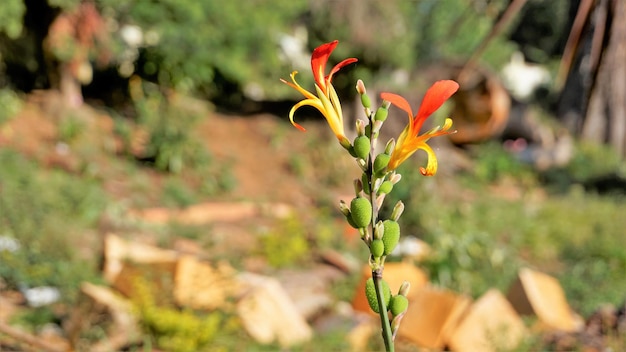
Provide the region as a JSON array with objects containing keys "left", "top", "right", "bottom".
[
  {"left": 372, "top": 269, "right": 394, "bottom": 352},
  {"left": 367, "top": 115, "right": 394, "bottom": 352}
]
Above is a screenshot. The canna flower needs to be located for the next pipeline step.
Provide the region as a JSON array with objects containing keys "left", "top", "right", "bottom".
[
  {"left": 381, "top": 80, "right": 459, "bottom": 175},
  {"left": 281, "top": 40, "right": 357, "bottom": 147}
]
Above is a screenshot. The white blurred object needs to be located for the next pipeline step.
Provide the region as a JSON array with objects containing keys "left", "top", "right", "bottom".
[
  {"left": 19, "top": 285, "right": 61, "bottom": 308},
  {"left": 0, "top": 235, "right": 20, "bottom": 252},
  {"left": 501, "top": 52, "right": 551, "bottom": 101},
  {"left": 278, "top": 26, "right": 309, "bottom": 70},
  {"left": 391, "top": 236, "right": 431, "bottom": 261}
]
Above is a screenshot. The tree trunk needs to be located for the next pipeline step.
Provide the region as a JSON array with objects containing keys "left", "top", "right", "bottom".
[{"left": 559, "top": 0, "right": 626, "bottom": 157}]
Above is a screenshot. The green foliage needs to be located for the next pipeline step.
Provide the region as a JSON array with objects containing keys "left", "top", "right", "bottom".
[
  {"left": 132, "top": 278, "right": 223, "bottom": 352},
  {"left": 565, "top": 142, "right": 624, "bottom": 181},
  {"left": 0, "top": 0, "right": 25, "bottom": 39},
  {"left": 0, "top": 88, "right": 22, "bottom": 124},
  {"left": 9, "top": 307, "right": 57, "bottom": 331},
  {"left": 98, "top": 0, "right": 307, "bottom": 99},
  {"left": 0, "top": 150, "right": 104, "bottom": 296},
  {"left": 131, "top": 80, "right": 210, "bottom": 174},
  {"left": 471, "top": 142, "right": 536, "bottom": 185},
  {"left": 57, "top": 113, "right": 86, "bottom": 142},
  {"left": 258, "top": 216, "right": 310, "bottom": 268}
]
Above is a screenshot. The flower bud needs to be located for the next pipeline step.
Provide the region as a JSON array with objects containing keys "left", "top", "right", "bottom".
[
  {"left": 370, "top": 239, "right": 384, "bottom": 258},
  {"left": 353, "top": 136, "right": 370, "bottom": 160},
  {"left": 356, "top": 119, "right": 366, "bottom": 136},
  {"left": 356, "top": 79, "right": 367, "bottom": 95},
  {"left": 350, "top": 197, "right": 372, "bottom": 228},
  {"left": 391, "top": 201, "right": 405, "bottom": 221},
  {"left": 338, "top": 200, "right": 350, "bottom": 217},
  {"left": 384, "top": 139, "right": 396, "bottom": 155},
  {"left": 365, "top": 278, "right": 391, "bottom": 313},
  {"left": 389, "top": 294, "right": 409, "bottom": 316},
  {"left": 373, "top": 220, "right": 384, "bottom": 240},
  {"left": 373, "top": 154, "right": 390, "bottom": 176},
  {"left": 398, "top": 281, "right": 411, "bottom": 297},
  {"left": 382, "top": 220, "right": 400, "bottom": 255}
]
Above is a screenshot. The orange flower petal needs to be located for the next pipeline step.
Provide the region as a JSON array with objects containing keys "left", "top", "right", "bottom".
[
  {"left": 380, "top": 92, "right": 414, "bottom": 123},
  {"left": 415, "top": 80, "right": 459, "bottom": 122},
  {"left": 311, "top": 40, "right": 338, "bottom": 91}
]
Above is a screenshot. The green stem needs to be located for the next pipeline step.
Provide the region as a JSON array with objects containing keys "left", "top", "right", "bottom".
[
  {"left": 372, "top": 269, "right": 394, "bottom": 352},
  {"left": 366, "top": 118, "right": 394, "bottom": 352}
]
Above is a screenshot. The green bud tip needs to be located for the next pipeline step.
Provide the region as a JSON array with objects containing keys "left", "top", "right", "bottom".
[
  {"left": 360, "top": 94, "right": 371, "bottom": 109},
  {"left": 374, "top": 105, "right": 389, "bottom": 122}
]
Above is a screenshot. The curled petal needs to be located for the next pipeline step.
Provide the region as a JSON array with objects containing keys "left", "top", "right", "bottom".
[
  {"left": 288, "top": 98, "right": 326, "bottom": 132},
  {"left": 327, "top": 58, "right": 358, "bottom": 85},
  {"left": 280, "top": 71, "right": 316, "bottom": 100},
  {"left": 418, "top": 143, "right": 438, "bottom": 176}
]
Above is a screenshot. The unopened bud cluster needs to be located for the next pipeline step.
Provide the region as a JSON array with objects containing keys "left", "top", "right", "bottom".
[{"left": 339, "top": 80, "right": 406, "bottom": 269}]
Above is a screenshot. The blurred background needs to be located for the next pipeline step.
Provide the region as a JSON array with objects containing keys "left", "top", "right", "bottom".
[{"left": 0, "top": 0, "right": 625, "bottom": 351}]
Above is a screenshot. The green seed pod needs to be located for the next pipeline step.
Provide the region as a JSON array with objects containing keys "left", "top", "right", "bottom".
[
  {"left": 370, "top": 239, "right": 384, "bottom": 258},
  {"left": 350, "top": 197, "right": 372, "bottom": 228},
  {"left": 389, "top": 294, "right": 409, "bottom": 316},
  {"left": 378, "top": 180, "right": 393, "bottom": 194},
  {"left": 360, "top": 94, "right": 371, "bottom": 109},
  {"left": 382, "top": 220, "right": 400, "bottom": 255},
  {"left": 365, "top": 278, "right": 392, "bottom": 313},
  {"left": 373, "top": 154, "right": 390, "bottom": 175},
  {"left": 353, "top": 136, "right": 371, "bottom": 160},
  {"left": 374, "top": 106, "right": 389, "bottom": 122}
]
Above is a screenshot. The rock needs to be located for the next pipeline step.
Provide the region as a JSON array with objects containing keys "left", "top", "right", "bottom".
[
  {"left": 236, "top": 273, "right": 312, "bottom": 347},
  {"left": 64, "top": 282, "right": 140, "bottom": 352},
  {"left": 507, "top": 267, "right": 584, "bottom": 332},
  {"left": 447, "top": 289, "right": 527, "bottom": 352},
  {"left": 396, "top": 285, "right": 471, "bottom": 349},
  {"left": 129, "top": 201, "right": 292, "bottom": 225},
  {"left": 352, "top": 262, "right": 428, "bottom": 315},
  {"left": 103, "top": 233, "right": 178, "bottom": 283},
  {"left": 173, "top": 255, "right": 241, "bottom": 310},
  {"left": 276, "top": 266, "right": 340, "bottom": 320}
]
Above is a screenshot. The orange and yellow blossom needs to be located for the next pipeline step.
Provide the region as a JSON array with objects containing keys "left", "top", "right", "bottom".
[
  {"left": 280, "top": 40, "right": 357, "bottom": 147},
  {"left": 381, "top": 80, "right": 459, "bottom": 175}
]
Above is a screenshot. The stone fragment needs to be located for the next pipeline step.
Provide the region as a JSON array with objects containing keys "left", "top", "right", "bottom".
[
  {"left": 173, "top": 255, "right": 241, "bottom": 310},
  {"left": 507, "top": 267, "right": 584, "bottom": 332},
  {"left": 236, "top": 273, "right": 312, "bottom": 347},
  {"left": 396, "top": 285, "right": 471, "bottom": 349},
  {"left": 447, "top": 289, "right": 527, "bottom": 352}
]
